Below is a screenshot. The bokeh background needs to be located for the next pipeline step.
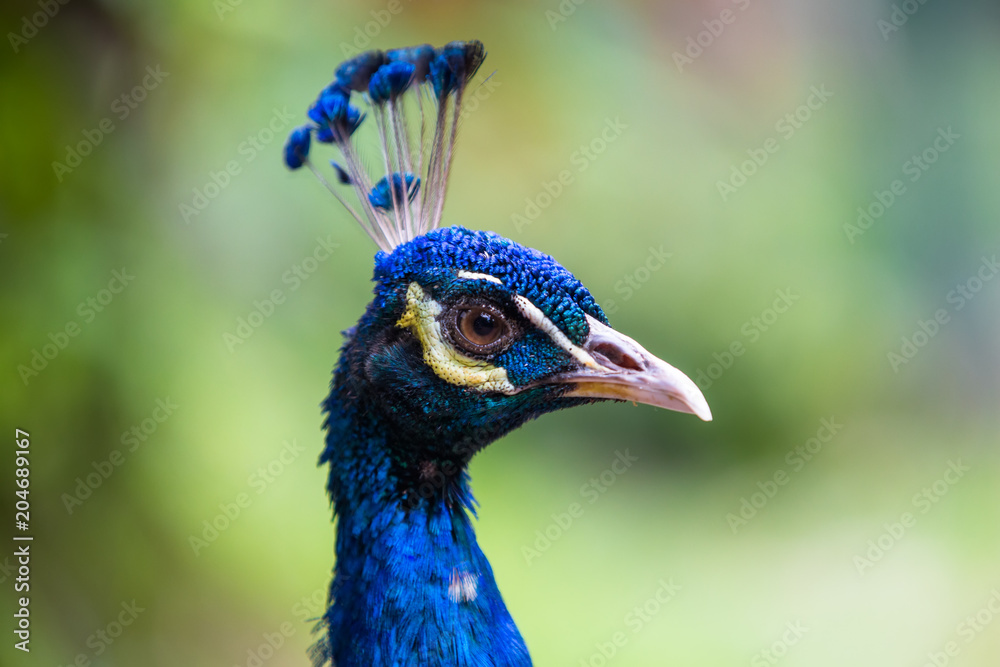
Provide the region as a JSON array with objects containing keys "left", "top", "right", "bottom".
[{"left": 2, "top": 0, "right": 999, "bottom": 665}]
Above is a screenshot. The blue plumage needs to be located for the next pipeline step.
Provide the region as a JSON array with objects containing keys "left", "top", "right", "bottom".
[
  {"left": 368, "top": 173, "right": 420, "bottom": 210},
  {"left": 386, "top": 44, "right": 435, "bottom": 80},
  {"left": 368, "top": 61, "right": 416, "bottom": 104},
  {"left": 307, "top": 87, "right": 364, "bottom": 145},
  {"left": 283, "top": 126, "right": 311, "bottom": 170},
  {"left": 315, "top": 227, "right": 607, "bottom": 666},
  {"left": 282, "top": 41, "right": 712, "bottom": 666},
  {"left": 375, "top": 227, "right": 607, "bottom": 344},
  {"left": 335, "top": 51, "right": 388, "bottom": 92}
]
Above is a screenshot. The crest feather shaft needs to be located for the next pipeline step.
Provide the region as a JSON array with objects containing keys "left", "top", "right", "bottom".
[{"left": 284, "top": 40, "right": 488, "bottom": 252}]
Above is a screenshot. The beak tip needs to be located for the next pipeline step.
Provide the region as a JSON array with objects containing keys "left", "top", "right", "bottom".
[
  {"left": 561, "top": 314, "right": 715, "bottom": 423},
  {"left": 687, "top": 395, "right": 713, "bottom": 422}
]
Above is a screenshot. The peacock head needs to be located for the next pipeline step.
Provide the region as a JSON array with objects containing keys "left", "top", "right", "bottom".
[{"left": 284, "top": 41, "right": 710, "bottom": 476}]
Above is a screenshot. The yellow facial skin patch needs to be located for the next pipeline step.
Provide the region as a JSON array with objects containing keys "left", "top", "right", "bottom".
[{"left": 395, "top": 282, "right": 516, "bottom": 394}]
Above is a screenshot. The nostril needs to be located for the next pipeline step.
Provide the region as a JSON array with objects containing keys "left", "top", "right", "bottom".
[{"left": 591, "top": 341, "right": 643, "bottom": 371}]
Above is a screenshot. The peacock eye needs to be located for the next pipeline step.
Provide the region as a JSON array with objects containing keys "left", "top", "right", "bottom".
[{"left": 450, "top": 304, "right": 510, "bottom": 354}]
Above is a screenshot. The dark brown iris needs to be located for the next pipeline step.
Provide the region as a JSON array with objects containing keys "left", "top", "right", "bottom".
[
  {"left": 459, "top": 308, "right": 502, "bottom": 345},
  {"left": 450, "top": 304, "right": 510, "bottom": 354}
]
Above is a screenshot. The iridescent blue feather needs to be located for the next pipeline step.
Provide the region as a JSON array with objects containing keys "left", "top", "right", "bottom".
[
  {"left": 280, "top": 39, "right": 711, "bottom": 667},
  {"left": 284, "top": 40, "right": 487, "bottom": 251}
]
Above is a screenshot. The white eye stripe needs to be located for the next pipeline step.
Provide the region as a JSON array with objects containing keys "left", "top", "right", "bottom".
[
  {"left": 511, "top": 295, "right": 606, "bottom": 372},
  {"left": 456, "top": 270, "right": 502, "bottom": 284},
  {"left": 408, "top": 270, "right": 612, "bottom": 384}
]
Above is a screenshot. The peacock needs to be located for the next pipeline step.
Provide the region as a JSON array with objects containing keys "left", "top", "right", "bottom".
[{"left": 281, "top": 40, "right": 712, "bottom": 667}]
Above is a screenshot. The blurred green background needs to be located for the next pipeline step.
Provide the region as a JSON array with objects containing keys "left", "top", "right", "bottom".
[{"left": 2, "top": 0, "right": 999, "bottom": 665}]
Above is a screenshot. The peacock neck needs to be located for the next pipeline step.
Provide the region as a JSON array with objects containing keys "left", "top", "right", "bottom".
[{"left": 316, "top": 357, "right": 532, "bottom": 667}]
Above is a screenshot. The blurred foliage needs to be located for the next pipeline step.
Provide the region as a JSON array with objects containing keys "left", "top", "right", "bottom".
[{"left": 1, "top": 0, "right": 999, "bottom": 665}]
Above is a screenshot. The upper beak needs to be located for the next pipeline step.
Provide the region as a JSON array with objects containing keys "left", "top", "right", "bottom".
[{"left": 550, "top": 315, "right": 712, "bottom": 421}]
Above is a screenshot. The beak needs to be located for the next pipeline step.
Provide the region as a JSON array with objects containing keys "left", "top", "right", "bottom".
[{"left": 550, "top": 315, "right": 712, "bottom": 421}]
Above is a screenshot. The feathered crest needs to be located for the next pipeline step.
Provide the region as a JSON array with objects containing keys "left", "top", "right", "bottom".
[{"left": 283, "top": 40, "right": 487, "bottom": 252}]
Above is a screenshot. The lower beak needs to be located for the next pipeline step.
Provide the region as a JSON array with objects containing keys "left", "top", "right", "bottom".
[{"left": 551, "top": 315, "right": 712, "bottom": 421}]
